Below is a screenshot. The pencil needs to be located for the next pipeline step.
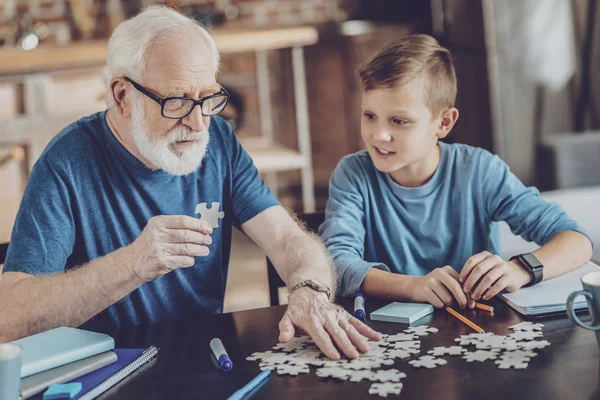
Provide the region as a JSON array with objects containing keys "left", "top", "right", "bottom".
[
  {"left": 445, "top": 307, "right": 485, "bottom": 333},
  {"left": 474, "top": 302, "right": 494, "bottom": 313}
]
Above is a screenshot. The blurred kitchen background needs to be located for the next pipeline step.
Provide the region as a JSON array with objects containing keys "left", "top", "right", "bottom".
[{"left": 0, "top": 0, "right": 599, "bottom": 311}]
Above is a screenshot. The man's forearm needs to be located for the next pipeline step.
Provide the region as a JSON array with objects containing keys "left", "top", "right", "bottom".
[
  {"left": 279, "top": 230, "right": 336, "bottom": 297},
  {"left": 0, "top": 245, "right": 144, "bottom": 342}
]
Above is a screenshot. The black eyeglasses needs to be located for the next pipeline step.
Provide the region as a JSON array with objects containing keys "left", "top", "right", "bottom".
[{"left": 124, "top": 77, "right": 229, "bottom": 119}]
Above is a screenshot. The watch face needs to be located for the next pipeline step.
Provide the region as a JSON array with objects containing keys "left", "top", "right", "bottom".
[{"left": 522, "top": 253, "right": 543, "bottom": 270}]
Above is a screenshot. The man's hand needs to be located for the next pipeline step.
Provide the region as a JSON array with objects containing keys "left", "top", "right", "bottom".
[
  {"left": 408, "top": 266, "right": 472, "bottom": 309},
  {"left": 127, "top": 215, "right": 213, "bottom": 282},
  {"left": 278, "top": 287, "right": 382, "bottom": 360},
  {"left": 459, "top": 251, "right": 532, "bottom": 302}
]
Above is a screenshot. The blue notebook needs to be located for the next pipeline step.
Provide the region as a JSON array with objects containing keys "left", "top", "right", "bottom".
[
  {"left": 370, "top": 302, "right": 434, "bottom": 324},
  {"left": 12, "top": 327, "right": 115, "bottom": 378},
  {"left": 30, "top": 349, "right": 150, "bottom": 400}
]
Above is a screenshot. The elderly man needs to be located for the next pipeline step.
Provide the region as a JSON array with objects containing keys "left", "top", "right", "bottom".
[{"left": 0, "top": 6, "right": 380, "bottom": 359}]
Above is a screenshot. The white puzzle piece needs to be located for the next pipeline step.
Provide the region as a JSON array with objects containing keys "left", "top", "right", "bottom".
[
  {"left": 276, "top": 364, "right": 310, "bottom": 375},
  {"left": 369, "top": 382, "right": 404, "bottom": 398},
  {"left": 517, "top": 340, "right": 551, "bottom": 351},
  {"left": 427, "top": 346, "right": 467, "bottom": 356},
  {"left": 508, "top": 330, "right": 544, "bottom": 341},
  {"left": 408, "top": 355, "right": 447, "bottom": 369},
  {"left": 369, "top": 369, "right": 407, "bottom": 383},
  {"left": 462, "top": 350, "right": 500, "bottom": 362},
  {"left": 195, "top": 202, "right": 225, "bottom": 228},
  {"left": 509, "top": 322, "right": 544, "bottom": 331},
  {"left": 404, "top": 325, "right": 439, "bottom": 336}
]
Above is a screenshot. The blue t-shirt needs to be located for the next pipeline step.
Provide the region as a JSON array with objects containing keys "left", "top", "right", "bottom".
[
  {"left": 320, "top": 142, "right": 590, "bottom": 297},
  {"left": 4, "top": 112, "right": 279, "bottom": 329}
]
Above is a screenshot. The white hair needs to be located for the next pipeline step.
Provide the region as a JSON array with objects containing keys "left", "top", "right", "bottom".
[{"left": 104, "top": 5, "right": 220, "bottom": 107}]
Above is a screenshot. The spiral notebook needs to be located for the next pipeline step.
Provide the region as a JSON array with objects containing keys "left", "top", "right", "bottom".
[{"left": 29, "top": 347, "right": 159, "bottom": 400}]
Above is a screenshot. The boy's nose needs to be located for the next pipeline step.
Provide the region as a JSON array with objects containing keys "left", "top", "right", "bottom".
[{"left": 372, "top": 129, "right": 392, "bottom": 142}]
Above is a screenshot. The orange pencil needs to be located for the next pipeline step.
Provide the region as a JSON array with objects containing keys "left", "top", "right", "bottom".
[
  {"left": 474, "top": 302, "right": 494, "bottom": 313},
  {"left": 445, "top": 307, "right": 485, "bottom": 333}
]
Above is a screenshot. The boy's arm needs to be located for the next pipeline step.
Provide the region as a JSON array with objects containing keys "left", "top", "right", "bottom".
[
  {"left": 459, "top": 152, "right": 593, "bottom": 301},
  {"left": 319, "top": 158, "right": 390, "bottom": 297},
  {"left": 461, "top": 230, "right": 591, "bottom": 302},
  {"left": 362, "top": 266, "right": 470, "bottom": 308}
]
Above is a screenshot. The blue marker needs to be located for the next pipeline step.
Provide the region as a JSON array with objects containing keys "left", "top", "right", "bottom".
[
  {"left": 227, "top": 369, "right": 271, "bottom": 400},
  {"left": 210, "top": 338, "right": 233, "bottom": 371},
  {"left": 354, "top": 291, "right": 365, "bottom": 320}
]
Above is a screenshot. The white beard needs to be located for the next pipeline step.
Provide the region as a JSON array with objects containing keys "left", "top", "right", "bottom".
[{"left": 130, "top": 97, "right": 209, "bottom": 176}]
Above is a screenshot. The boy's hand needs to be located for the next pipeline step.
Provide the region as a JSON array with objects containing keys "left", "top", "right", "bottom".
[
  {"left": 459, "top": 251, "right": 532, "bottom": 301},
  {"left": 410, "top": 266, "right": 471, "bottom": 309}
]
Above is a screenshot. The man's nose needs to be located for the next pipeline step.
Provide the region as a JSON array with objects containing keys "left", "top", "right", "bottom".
[{"left": 182, "top": 104, "right": 208, "bottom": 132}]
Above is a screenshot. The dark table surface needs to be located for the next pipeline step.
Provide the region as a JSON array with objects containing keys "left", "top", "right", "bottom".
[{"left": 95, "top": 298, "right": 600, "bottom": 400}]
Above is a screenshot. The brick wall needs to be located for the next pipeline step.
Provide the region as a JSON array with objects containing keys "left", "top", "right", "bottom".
[{"left": 0, "top": 0, "right": 353, "bottom": 47}]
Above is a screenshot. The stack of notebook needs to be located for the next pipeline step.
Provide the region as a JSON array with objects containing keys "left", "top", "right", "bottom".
[
  {"left": 12, "top": 327, "right": 157, "bottom": 399},
  {"left": 499, "top": 261, "right": 600, "bottom": 316}
]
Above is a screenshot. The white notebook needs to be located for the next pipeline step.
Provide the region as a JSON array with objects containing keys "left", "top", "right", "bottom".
[{"left": 498, "top": 261, "right": 600, "bottom": 316}]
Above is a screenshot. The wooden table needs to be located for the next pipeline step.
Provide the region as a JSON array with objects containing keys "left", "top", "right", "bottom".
[{"left": 95, "top": 299, "right": 600, "bottom": 400}]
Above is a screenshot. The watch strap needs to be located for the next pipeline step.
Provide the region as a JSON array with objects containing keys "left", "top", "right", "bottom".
[
  {"left": 289, "top": 280, "right": 332, "bottom": 300},
  {"left": 510, "top": 253, "right": 543, "bottom": 287}
]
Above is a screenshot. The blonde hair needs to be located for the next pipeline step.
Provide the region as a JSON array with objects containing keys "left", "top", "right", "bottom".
[{"left": 359, "top": 34, "right": 457, "bottom": 117}]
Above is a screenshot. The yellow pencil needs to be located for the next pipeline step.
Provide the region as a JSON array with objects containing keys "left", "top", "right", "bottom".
[
  {"left": 445, "top": 307, "right": 485, "bottom": 333},
  {"left": 474, "top": 302, "right": 494, "bottom": 313}
]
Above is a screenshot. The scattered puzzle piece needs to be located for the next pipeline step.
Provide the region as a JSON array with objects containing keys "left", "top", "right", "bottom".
[
  {"left": 392, "top": 341, "right": 421, "bottom": 351},
  {"left": 517, "top": 340, "right": 551, "bottom": 351},
  {"left": 369, "top": 382, "right": 404, "bottom": 398},
  {"left": 385, "top": 333, "right": 419, "bottom": 342},
  {"left": 315, "top": 367, "right": 353, "bottom": 380},
  {"left": 408, "top": 355, "right": 447, "bottom": 369},
  {"left": 273, "top": 336, "right": 312, "bottom": 353},
  {"left": 474, "top": 335, "right": 516, "bottom": 350},
  {"left": 369, "top": 369, "right": 407, "bottom": 383},
  {"left": 508, "top": 330, "right": 543, "bottom": 341},
  {"left": 386, "top": 349, "right": 420, "bottom": 360},
  {"left": 462, "top": 350, "right": 500, "bottom": 362},
  {"left": 246, "top": 350, "right": 275, "bottom": 361},
  {"left": 404, "top": 325, "right": 439, "bottom": 336},
  {"left": 428, "top": 346, "right": 467, "bottom": 356},
  {"left": 509, "top": 322, "right": 544, "bottom": 331},
  {"left": 494, "top": 350, "right": 536, "bottom": 369},
  {"left": 348, "top": 370, "right": 376, "bottom": 382},
  {"left": 454, "top": 332, "right": 494, "bottom": 346},
  {"left": 276, "top": 364, "right": 310, "bottom": 376}
]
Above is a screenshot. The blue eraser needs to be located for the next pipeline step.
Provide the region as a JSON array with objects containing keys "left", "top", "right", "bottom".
[{"left": 43, "top": 382, "right": 82, "bottom": 399}]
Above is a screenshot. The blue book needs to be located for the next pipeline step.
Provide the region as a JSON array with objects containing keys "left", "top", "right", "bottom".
[
  {"left": 30, "top": 348, "right": 157, "bottom": 400},
  {"left": 12, "top": 327, "right": 115, "bottom": 378},
  {"left": 370, "top": 302, "right": 434, "bottom": 324}
]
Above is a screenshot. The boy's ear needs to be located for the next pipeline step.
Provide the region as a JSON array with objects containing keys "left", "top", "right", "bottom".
[{"left": 436, "top": 107, "right": 459, "bottom": 139}]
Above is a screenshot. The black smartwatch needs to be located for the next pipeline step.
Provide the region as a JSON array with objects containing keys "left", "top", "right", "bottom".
[{"left": 510, "top": 253, "right": 544, "bottom": 287}]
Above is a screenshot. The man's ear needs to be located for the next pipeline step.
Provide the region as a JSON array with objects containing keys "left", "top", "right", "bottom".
[
  {"left": 436, "top": 107, "right": 459, "bottom": 139},
  {"left": 110, "top": 77, "right": 133, "bottom": 118}
]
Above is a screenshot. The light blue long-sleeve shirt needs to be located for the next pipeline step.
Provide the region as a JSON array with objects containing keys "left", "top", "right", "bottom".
[{"left": 320, "top": 142, "right": 589, "bottom": 297}]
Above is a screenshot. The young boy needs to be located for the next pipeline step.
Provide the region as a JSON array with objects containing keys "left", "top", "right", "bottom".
[{"left": 320, "top": 34, "right": 593, "bottom": 309}]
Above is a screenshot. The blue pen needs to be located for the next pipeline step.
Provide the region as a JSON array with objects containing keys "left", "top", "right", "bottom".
[
  {"left": 210, "top": 338, "right": 233, "bottom": 371},
  {"left": 354, "top": 291, "right": 366, "bottom": 320},
  {"left": 227, "top": 369, "right": 271, "bottom": 400}
]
